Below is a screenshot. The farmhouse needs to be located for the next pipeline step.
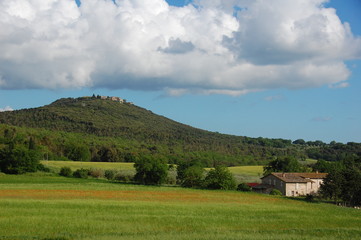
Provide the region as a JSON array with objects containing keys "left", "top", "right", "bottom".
[{"left": 254, "top": 172, "right": 327, "bottom": 197}]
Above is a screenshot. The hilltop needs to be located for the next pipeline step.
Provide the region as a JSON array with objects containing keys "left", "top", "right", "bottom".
[{"left": 0, "top": 96, "right": 360, "bottom": 166}]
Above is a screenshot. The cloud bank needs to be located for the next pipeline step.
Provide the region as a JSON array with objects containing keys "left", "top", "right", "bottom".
[
  {"left": 0, "top": 0, "right": 360, "bottom": 95},
  {"left": 0, "top": 106, "right": 14, "bottom": 112}
]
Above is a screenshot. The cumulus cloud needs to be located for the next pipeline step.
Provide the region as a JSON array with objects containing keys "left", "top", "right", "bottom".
[
  {"left": 0, "top": 106, "right": 14, "bottom": 112},
  {"left": 0, "top": 0, "right": 360, "bottom": 95},
  {"left": 264, "top": 95, "right": 283, "bottom": 101},
  {"left": 312, "top": 116, "right": 333, "bottom": 122}
]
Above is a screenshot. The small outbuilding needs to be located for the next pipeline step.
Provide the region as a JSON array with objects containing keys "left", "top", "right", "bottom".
[{"left": 253, "top": 172, "right": 327, "bottom": 197}]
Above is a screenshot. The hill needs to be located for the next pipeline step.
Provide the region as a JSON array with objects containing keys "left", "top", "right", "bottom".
[{"left": 0, "top": 96, "right": 360, "bottom": 166}]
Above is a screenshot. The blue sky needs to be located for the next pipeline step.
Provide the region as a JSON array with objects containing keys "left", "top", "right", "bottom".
[{"left": 0, "top": 0, "right": 360, "bottom": 143}]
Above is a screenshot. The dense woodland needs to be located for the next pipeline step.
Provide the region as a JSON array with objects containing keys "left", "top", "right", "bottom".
[{"left": 0, "top": 96, "right": 360, "bottom": 167}]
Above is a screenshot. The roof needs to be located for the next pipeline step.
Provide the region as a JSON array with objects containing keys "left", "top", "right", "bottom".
[
  {"left": 262, "top": 172, "right": 328, "bottom": 183},
  {"left": 252, "top": 184, "right": 274, "bottom": 189},
  {"left": 246, "top": 183, "right": 260, "bottom": 187}
]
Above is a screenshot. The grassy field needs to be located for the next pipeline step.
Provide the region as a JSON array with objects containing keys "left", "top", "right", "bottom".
[
  {"left": 0, "top": 173, "right": 360, "bottom": 240},
  {"left": 41, "top": 160, "right": 135, "bottom": 172},
  {"left": 42, "top": 161, "right": 264, "bottom": 183}
]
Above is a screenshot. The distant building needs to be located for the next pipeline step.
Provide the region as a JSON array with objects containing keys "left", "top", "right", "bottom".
[{"left": 254, "top": 172, "right": 327, "bottom": 197}]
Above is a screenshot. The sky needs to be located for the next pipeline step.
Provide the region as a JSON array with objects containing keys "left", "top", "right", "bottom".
[{"left": 0, "top": 0, "right": 360, "bottom": 143}]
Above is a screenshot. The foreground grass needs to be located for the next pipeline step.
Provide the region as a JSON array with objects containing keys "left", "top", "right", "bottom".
[{"left": 0, "top": 174, "right": 360, "bottom": 240}]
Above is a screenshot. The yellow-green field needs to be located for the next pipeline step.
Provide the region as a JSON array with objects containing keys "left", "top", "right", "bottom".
[
  {"left": 42, "top": 160, "right": 135, "bottom": 172},
  {"left": 42, "top": 161, "right": 264, "bottom": 183},
  {"left": 0, "top": 173, "right": 360, "bottom": 240}
]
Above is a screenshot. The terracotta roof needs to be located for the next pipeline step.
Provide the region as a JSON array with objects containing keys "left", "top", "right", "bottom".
[
  {"left": 246, "top": 183, "right": 260, "bottom": 187},
  {"left": 262, "top": 172, "right": 328, "bottom": 183}
]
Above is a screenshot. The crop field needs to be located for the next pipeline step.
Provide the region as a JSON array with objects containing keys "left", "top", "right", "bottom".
[
  {"left": 0, "top": 173, "right": 360, "bottom": 240},
  {"left": 42, "top": 161, "right": 264, "bottom": 183},
  {"left": 41, "top": 160, "right": 135, "bottom": 172}
]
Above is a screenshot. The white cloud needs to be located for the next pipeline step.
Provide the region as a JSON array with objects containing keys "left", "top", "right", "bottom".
[
  {"left": 312, "top": 116, "right": 333, "bottom": 122},
  {"left": 0, "top": 106, "right": 14, "bottom": 112},
  {"left": 329, "top": 81, "right": 349, "bottom": 89},
  {"left": 0, "top": 0, "right": 360, "bottom": 95},
  {"left": 265, "top": 95, "right": 283, "bottom": 101}
]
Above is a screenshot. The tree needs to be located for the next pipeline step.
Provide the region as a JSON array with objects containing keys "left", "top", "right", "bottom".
[
  {"left": 181, "top": 165, "right": 205, "bottom": 188},
  {"left": 134, "top": 156, "right": 168, "bottom": 185},
  {"left": 0, "top": 145, "right": 40, "bottom": 174},
  {"left": 320, "top": 169, "right": 345, "bottom": 204},
  {"left": 65, "top": 143, "right": 90, "bottom": 162},
  {"left": 263, "top": 156, "right": 303, "bottom": 175},
  {"left": 203, "top": 166, "right": 236, "bottom": 190},
  {"left": 176, "top": 160, "right": 203, "bottom": 186},
  {"left": 341, "top": 168, "right": 361, "bottom": 206},
  {"left": 293, "top": 139, "right": 306, "bottom": 145}
]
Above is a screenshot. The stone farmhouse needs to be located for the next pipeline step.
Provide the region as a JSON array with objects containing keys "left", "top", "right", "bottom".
[{"left": 254, "top": 172, "right": 327, "bottom": 197}]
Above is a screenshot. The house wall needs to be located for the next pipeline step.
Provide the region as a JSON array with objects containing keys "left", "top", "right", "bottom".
[
  {"left": 261, "top": 175, "right": 286, "bottom": 195},
  {"left": 307, "top": 178, "right": 324, "bottom": 195},
  {"left": 284, "top": 183, "right": 308, "bottom": 197},
  {"left": 261, "top": 175, "right": 325, "bottom": 197}
]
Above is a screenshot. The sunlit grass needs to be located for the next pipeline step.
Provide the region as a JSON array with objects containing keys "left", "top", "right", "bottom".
[
  {"left": 0, "top": 174, "right": 360, "bottom": 239},
  {"left": 41, "top": 160, "right": 135, "bottom": 172}
]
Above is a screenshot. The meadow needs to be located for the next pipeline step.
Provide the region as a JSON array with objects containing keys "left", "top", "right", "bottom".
[
  {"left": 0, "top": 172, "right": 360, "bottom": 240},
  {"left": 42, "top": 161, "right": 264, "bottom": 183}
]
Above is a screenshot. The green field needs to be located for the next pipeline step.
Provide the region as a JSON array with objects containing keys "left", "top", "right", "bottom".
[
  {"left": 0, "top": 173, "right": 360, "bottom": 240},
  {"left": 42, "top": 161, "right": 263, "bottom": 183},
  {"left": 41, "top": 160, "right": 135, "bottom": 171}
]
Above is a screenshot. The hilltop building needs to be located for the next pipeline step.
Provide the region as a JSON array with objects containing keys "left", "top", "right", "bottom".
[{"left": 254, "top": 172, "right": 327, "bottom": 197}]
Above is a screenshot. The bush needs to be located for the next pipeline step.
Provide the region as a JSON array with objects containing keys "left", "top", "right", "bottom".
[
  {"left": 181, "top": 165, "right": 204, "bottom": 188},
  {"left": 104, "top": 169, "right": 118, "bottom": 180},
  {"left": 59, "top": 167, "right": 72, "bottom": 177},
  {"left": 305, "top": 194, "right": 315, "bottom": 202},
  {"left": 114, "top": 172, "right": 133, "bottom": 182},
  {"left": 73, "top": 168, "right": 89, "bottom": 179},
  {"left": 134, "top": 156, "right": 168, "bottom": 185},
  {"left": 0, "top": 145, "right": 41, "bottom": 174},
  {"left": 203, "top": 166, "right": 236, "bottom": 190},
  {"left": 89, "top": 168, "right": 104, "bottom": 178},
  {"left": 237, "top": 183, "right": 251, "bottom": 192},
  {"left": 270, "top": 189, "right": 282, "bottom": 196}
]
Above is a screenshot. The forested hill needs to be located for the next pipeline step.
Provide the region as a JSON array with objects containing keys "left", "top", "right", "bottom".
[
  {"left": 0, "top": 96, "right": 215, "bottom": 141},
  {"left": 0, "top": 96, "right": 360, "bottom": 166}
]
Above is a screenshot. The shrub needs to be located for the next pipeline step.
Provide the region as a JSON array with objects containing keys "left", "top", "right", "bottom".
[
  {"left": 181, "top": 165, "right": 204, "bottom": 188},
  {"left": 237, "top": 183, "right": 251, "bottom": 192},
  {"left": 104, "top": 169, "right": 118, "bottom": 180},
  {"left": 305, "top": 194, "right": 315, "bottom": 202},
  {"left": 73, "top": 168, "right": 89, "bottom": 179},
  {"left": 89, "top": 168, "right": 104, "bottom": 178},
  {"left": 203, "top": 166, "right": 236, "bottom": 190},
  {"left": 114, "top": 172, "right": 133, "bottom": 182},
  {"left": 134, "top": 156, "right": 168, "bottom": 185},
  {"left": 0, "top": 145, "right": 41, "bottom": 174},
  {"left": 59, "top": 167, "right": 72, "bottom": 177},
  {"left": 270, "top": 189, "right": 282, "bottom": 196},
  {"left": 165, "top": 175, "right": 177, "bottom": 185}
]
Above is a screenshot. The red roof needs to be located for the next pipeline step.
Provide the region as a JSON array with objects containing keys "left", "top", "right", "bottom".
[{"left": 246, "top": 183, "right": 260, "bottom": 187}]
